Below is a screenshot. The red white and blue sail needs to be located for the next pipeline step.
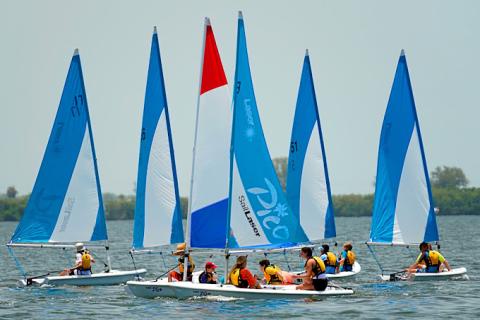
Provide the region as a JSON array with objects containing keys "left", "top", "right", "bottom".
[
  {"left": 10, "top": 50, "right": 107, "bottom": 244},
  {"left": 132, "top": 28, "right": 184, "bottom": 249},
  {"left": 369, "top": 50, "right": 439, "bottom": 245},
  {"left": 227, "top": 13, "right": 308, "bottom": 248},
  {"left": 188, "top": 19, "right": 231, "bottom": 249},
  {"left": 286, "top": 51, "right": 336, "bottom": 241}
]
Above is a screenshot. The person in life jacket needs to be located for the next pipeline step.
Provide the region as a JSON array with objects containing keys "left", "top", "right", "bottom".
[
  {"left": 59, "top": 242, "right": 95, "bottom": 276},
  {"left": 320, "top": 244, "right": 338, "bottom": 274},
  {"left": 292, "top": 247, "right": 328, "bottom": 291},
  {"left": 168, "top": 243, "right": 196, "bottom": 282},
  {"left": 338, "top": 242, "right": 356, "bottom": 272},
  {"left": 198, "top": 261, "right": 218, "bottom": 284},
  {"left": 408, "top": 242, "right": 451, "bottom": 274},
  {"left": 228, "top": 256, "right": 261, "bottom": 289},
  {"left": 258, "top": 259, "right": 284, "bottom": 285}
]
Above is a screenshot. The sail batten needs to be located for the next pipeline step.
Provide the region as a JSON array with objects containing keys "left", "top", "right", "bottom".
[
  {"left": 227, "top": 14, "right": 308, "bottom": 249},
  {"left": 286, "top": 53, "right": 336, "bottom": 242},
  {"left": 132, "top": 29, "right": 183, "bottom": 250},
  {"left": 10, "top": 51, "right": 107, "bottom": 244},
  {"left": 369, "top": 51, "right": 439, "bottom": 245}
]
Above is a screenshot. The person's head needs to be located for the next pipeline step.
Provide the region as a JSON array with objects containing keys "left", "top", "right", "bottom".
[
  {"left": 235, "top": 256, "right": 247, "bottom": 269},
  {"left": 321, "top": 244, "right": 330, "bottom": 254},
  {"left": 300, "top": 247, "right": 313, "bottom": 260},
  {"left": 419, "top": 242, "right": 429, "bottom": 252},
  {"left": 205, "top": 261, "right": 217, "bottom": 272},
  {"left": 75, "top": 242, "right": 85, "bottom": 253},
  {"left": 259, "top": 259, "right": 270, "bottom": 271},
  {"left": 173, "top": 243, "right": 186, "bottom": 256},
  {"left": 343, "top": 242, "right": 353, "bottom": 251}
]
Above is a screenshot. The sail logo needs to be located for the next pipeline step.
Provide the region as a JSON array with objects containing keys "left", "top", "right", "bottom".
[
  {"left": 247, "top": 178, "right": 290, "bottom": 240},
  {"left": 239, "top": 195, "right": 261, "bottom": 237},
  {"left": 243, "top": 99, "right": 256, "bottom": 140}
]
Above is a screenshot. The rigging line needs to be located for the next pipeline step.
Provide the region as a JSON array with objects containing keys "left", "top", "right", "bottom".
[
  {"left": 367, "top": 244, "right": 385, "bottom": 275},
  {"left": 7, "top": 246, "right": 27, "bottom": 279},
  {"left": 160, "top": 251, "right": 167, "bottom": 270},
  {"left": 283, "top": 249, "right": 292, "bottom": 272}
]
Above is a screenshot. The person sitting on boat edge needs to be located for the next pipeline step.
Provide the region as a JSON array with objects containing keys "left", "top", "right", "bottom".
[
  {"left": 338, "top": 242, "right": 356, "bottom": 272},
  {"left": 292, "top": 247, "right": 328, "bottom": 291},
  {"left": 259, "top": 259, "right": 283, "bottom": 285},
  {"left": 320, "top": 244, "right": 338, "bottom": 274},
  {"left": 198, "top": 261, "right": 218, "bottom": 284},
  {"left": 407, "top": 242, "right": 451, "bottom": 274},
  {"left": 168, "top": 243, "right": 196, "bottom": 282},
  {"left": 228, "top": 256, "right": 261, "bottom": 289},
  {"left": 59, "top": 242, "right": 95, "bottom": 276}
]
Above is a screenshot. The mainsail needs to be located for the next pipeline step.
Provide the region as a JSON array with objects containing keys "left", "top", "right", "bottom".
[
  {"left": 10, "top": 49, "right": 107, "bottom": 244},
  {"left": 369, "top": 50, "right": 439, "bottom": 245},
  {"left": 188, "top": 18, "right": 231, "bottom": 249},
  {"left": 286, "top": 51, "right": 336, "bottom": 241},
  {"left": 227, "top": 12, "right": 308, "bottom": 248},
  {"left": 132, "top": 27, "right": 184, "bottom": 249}
]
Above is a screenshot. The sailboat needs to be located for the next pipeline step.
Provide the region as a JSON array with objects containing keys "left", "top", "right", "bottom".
[
  {"left": 126, "top": 27, "right": 185, "bottom": 296},
  {"left": 127, "top": 14, "right": 353, "bottom": 299},
  {"left": 286, "top": 51, "right": 360, "bottom": 279},
  {"left": 366, "top": 50, "right": 467, "bottom": 281},
  {"left": 7, "top": 49, "right": 146, "bottom": 287}
]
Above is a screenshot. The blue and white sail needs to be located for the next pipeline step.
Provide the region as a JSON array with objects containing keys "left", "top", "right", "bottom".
[
  {"left": 10, "top": 49, "right": 107, "bottom": 244},
  {"left": 227, "top": 12, "right": 308, "bottom": 249},
  {"left": 188, "top": 18, "right": 231, "bottom": 249},
  {"left": 369, "top": 50, "right": 439, "bottom": 245},
  {"left": 286, "top": 51, "right": 336, "bottom": 241},
  {"left": 132, "top": 28, "right": 184, "bottom": 249}
]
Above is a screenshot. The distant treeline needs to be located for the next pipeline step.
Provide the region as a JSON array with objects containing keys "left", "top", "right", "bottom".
[
  {"left": 1, "top": 187, "right": 479, "bottom": 222},
  {"left": 1, "top": 164, "right": 477, "bottom": 221}
]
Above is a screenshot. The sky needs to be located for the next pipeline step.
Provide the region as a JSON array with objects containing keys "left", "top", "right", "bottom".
[{"left": 1, "top": 1, "right": 479, "bottom": 197}]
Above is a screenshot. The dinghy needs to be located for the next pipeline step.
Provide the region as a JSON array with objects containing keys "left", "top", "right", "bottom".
[
  {"left": 366, "top": 50, "right": 467, "bottom": 282},
  {"left": 128, "top": 14, "right": 353, "bottom": 299},
  {"left": 286, "top": 50, "right": 360, "bottom": 279},
  {"left": 7, "top": 50, "right": 146, "bottom": 287},
  {"left": 129, "top": 26, "right": 185, "bottom": 283}
]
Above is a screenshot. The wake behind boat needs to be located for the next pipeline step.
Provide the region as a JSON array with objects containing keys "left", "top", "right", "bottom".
[
  {"left": 7, "top": 49, "right": 145, "bottom": 287},
  {"left": 366, "top": 50, "right": 467, "bottom": 282}
]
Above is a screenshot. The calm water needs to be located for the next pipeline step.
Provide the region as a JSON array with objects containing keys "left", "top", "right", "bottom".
[{"left": 0, "top": 216, "right": 479, "bottom": 319}]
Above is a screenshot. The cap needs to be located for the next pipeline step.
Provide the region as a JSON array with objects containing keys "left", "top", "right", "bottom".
[
  {"left": 205, "top": 262, "right": 218, "bottom": 269},
  {"left": 173, "top": 242, "right": 186, "bottom": 255},
  {"left": 75, "top": 242, "right": 85, "bottom": 252}
]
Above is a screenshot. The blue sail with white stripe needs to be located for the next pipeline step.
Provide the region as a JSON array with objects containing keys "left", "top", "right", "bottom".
[
  {"left": 286, "top": 51, "right": 336, "bottom": 241},
  {"left": 227, "top": 12, "right": 308, "bottom": 249},
  {"left": 132, "top": 28, "right": 184, "bottom": 249},
  {"left": 369, "top": 50, "right": 439, "bottom": 245},
  {"left": 10, "top": 49, "right": 107, "bottom": 244}
]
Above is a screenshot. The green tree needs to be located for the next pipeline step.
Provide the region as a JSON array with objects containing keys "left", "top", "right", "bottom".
[
  {"left": 431, "top": 166, "right": 469, "bottom": 189},
  {"left": 6, "top": 186, "right": 18, "bottom": 198},
  {"left": 273, "top": 157, "right": 288, "bottom": 191}
]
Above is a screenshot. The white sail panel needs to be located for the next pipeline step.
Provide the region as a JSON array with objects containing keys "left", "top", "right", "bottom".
[
  {"left": 50, "top": 128, "right": 100, "bottom": 242},
  {"left": 393, "top": 124, "right": 431, "bottom": 244},
  {"left": 299, "top": 123, "right": 329, "bottom": 240}
]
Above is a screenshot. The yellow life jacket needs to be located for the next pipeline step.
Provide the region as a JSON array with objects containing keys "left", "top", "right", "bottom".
[
  {"left": 81, "top": 252, "right": 91, "bottom": 270},
  {"left": 230, "top": 268, "right": 248, "bottom": 288},
  {"left": 178, "top": 256, "right": 195, "bottom": 274},
  {"left": 344, "top": 250, "right": 356, "bottom": 266},
  {"left": 306, "top": 256, "right": 326, "bottom": 276},
  {"left": 264, "top": 265, "right": 283, "bottom": 284},
  {"left": 427, "top": 250, "right": 441, "bottom": 267},
  {"left": 325, "top": 252, "right": 337, "bottom": 267}
]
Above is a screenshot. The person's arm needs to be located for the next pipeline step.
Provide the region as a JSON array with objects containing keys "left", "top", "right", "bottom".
[
  {"left": 438, "top": 253, "right": 451, "bottom": 271},
  {"left": 244, "top": 270, "right": 261, "bottom": 289},
  {"left": 90, "top": 254, "right": 95, "bottom": 263}
]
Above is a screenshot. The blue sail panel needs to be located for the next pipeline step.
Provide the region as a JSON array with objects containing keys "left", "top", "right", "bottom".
[
  {"left": 10, "top": 50, "right": 107, "bottom": 243},
  {"left": 133, "top": 29, "right": 184, "bottom": 249},
  {"left": 227, "top": 14, "right": 308, "bottom": 248},
  {"left": 370, "top": 51, "right": 438, "bottom": 244},
  {"left": 286, "top": 53, "right": 336, "bottom": 241}
]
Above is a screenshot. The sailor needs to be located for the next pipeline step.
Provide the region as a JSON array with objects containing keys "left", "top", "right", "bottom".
[
  {"left": 228, "top": 256, "right": 261, "bottom": 289},
  {"left": 292, "top": 247, "right": 328, "bottom": 291},
  {"left": 258, "top": 259, "right": 284, "bottom": 285},
  {"left": 168, "top": 243, "right": 196, "bottom": 282},
  {"left": 198, "top": 261, "right": 218, "bottom": 284},
  {"left": 408, "top": 242, "right": 451, "bottom": 274},
  {"left": 338, "top": 242, "right": 356, "bottom": 272},
  {"left": 59, "top": 242, "right": 95, "bottom": 276},
  {"left": 320, "top": 244, "right": 338, "bottom": 274}
]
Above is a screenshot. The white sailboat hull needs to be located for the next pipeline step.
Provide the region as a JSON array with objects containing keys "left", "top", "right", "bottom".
[
  {"left": 126, "top": 279, "right": 353, "bottom": 299},
  {"left": 326, "top": 262, "right": 361, "bottom": 279},
  {"left": 19, "top": 269, "right": 147, "bottom": 287},
  {"left": 380, "top": 267, "right": 468, "bottom": 282}
]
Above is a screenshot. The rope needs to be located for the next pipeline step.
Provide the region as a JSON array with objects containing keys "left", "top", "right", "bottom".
[
  {"left": 159, "top": 251, "right": 167, "bottom": 270},
  {"left": 283, "top": 249, "right": 292, "bottom": 272},
  {"left": 367, "top": 244, "right": 385, "bottom": 275},
  {"left": 7, "top": 246, "right": 27, "bottom": 279}
]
